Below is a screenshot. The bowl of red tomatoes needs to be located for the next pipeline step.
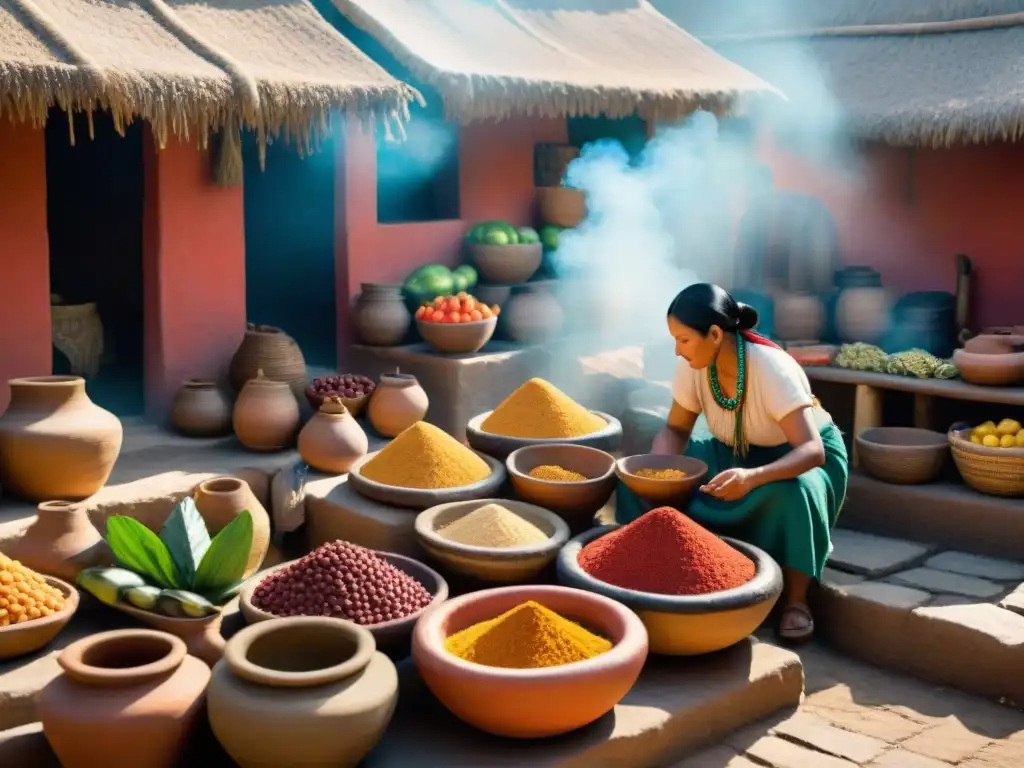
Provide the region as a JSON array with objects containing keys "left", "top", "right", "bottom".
[{"left": 415, "top": 293, "right": 500, "bottom": 354}]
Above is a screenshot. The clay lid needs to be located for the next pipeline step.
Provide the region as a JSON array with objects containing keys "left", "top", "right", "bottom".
[
  {"left": 318, "top": 397, "right": 351, "bottom": 417},
  {"left": 379, "top": 371, "right": 419, "bottom": 387}
]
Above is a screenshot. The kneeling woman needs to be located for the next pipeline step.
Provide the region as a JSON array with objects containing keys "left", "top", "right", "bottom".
[{"left": 619, "top": 283, "right": 849, "bottom": 644}]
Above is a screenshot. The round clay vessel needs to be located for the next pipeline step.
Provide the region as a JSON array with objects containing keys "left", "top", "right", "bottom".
[
  {"left": 193, "top": 477, "right": 271, "bottom": 578},
  {"left": 9, "top": 501, "right": 113, "bottom": 580},
  {"left": 0, "top": 376, "right": 123, "bottom": 502},
  {"left": 504, "top": 283, "right": 564, "bottom": 344},
  {"left": 229, "top": 324, "right": 307, "bottom": 398},
  {"left": 207, "top": 617, "right": 398, "bottom": 767},
  {"left": 836, "top": 285, "right": 893, "bottom": 344},
  {"left": 170, "top": 380, "right": 232, "bottom": 437},
  {"left": 412, "top": 584, "right": 647, "bottom": 738},
  {"left": 38, "top": 629, "right": 210, "bottom": 768},
  {"left": 773, "top": 291, "right": 824, "bottom": 342},
  {"left": 233, "top": 369, "right": 300, "bottom": 451},
  {"left": 297, "top": 398, "right": 369, "bottom": 474},
  {"left": 352, "top": 283, "right": 411, "bottom": 347},
  {"left": 367, "top": 372, "right": 429, "bottom": 437}
]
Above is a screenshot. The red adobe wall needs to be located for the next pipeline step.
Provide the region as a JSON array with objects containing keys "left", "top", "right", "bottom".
[
  {"left": 760, "top": 136, "right": 1024, "bottom": 330},
  {"left": 0, "top": 121, "right": 53, "bottom": 412}
]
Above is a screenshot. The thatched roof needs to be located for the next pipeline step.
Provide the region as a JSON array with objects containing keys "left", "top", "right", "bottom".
[
  {"left": 654, "top": 0, "right": 1024, "bottom": 147},
  {"left": 328, "top": 0, "right": 780, "bottom": 124},
  {"left": 0, "top": 0, "right": 419, "bottom": 148}
]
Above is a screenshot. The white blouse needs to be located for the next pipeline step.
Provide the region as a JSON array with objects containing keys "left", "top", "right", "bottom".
[{"left": 672, "top": 343, "right": 814, "bottom": 448}]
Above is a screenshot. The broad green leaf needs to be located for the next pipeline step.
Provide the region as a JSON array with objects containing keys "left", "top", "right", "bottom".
[
  {"left": 158, "top": 497, "right": 211, "bottom": 589},
  {"left": 205, "top": 580, "right": 244, "bottom": 606},
  {"left": 194, "top": 511, "right": 253, "bottom": 593},
  {"left": 106, "top": 516, "right": 180, "bottom": 589}
]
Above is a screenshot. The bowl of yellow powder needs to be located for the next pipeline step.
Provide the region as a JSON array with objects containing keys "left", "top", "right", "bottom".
[
  {"left": 506, "top": 444, "right": 617, "bottom": 532},
  {"left": 412, "top": 584, "right": 648, "bottom": 738},
  {"left": 415, "top": 500, "right": 571, "bottom": 583},
  {"left": 615, "top": 454, "right": 709, "bottom": 504},
  {"left": 466, "top": 378, "right": 622, "bottom": 459},
  {"left": 348, "top": 422, "right": 507, "bottom": 509}
]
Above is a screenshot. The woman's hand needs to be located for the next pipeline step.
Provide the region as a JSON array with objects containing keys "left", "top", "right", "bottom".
[{"left": 700, "top": 467, "right": 759, "bottom": 501}]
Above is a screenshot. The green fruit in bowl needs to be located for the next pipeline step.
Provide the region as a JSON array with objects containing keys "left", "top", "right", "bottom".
[
  {"left": 540, "top": 225, "right": 563, "bottom": 250},
  {"left": 483, "top": 229, "right": 511, "bottom": 246},
  {"left": 453, "top": 264, "right": 478, "bottom": 290},
  {"left": 516, "top": 226, "right": 540, "bottom": 245},
  {"left": 466, "top": 224, "right": 485, "bottom": 242}
]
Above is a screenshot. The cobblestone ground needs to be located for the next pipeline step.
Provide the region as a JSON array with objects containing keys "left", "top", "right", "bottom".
[{"left": 673, "top": 640, "right": 1024, "bottom": 767}]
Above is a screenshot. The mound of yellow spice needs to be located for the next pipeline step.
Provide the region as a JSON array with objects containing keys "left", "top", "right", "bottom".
[
  {"left": 481, "top": 378, "right": 607, "bottom": 439},
  {"left": 360, "top": 422, "right": 491, "bottom": 489},
  {"left": 0, "top": 553, "right": 66, "bottom": 627},
  {"left": 437, "top": 503, "right": 549, "bottom": 548},
  {"left": 445, "top": 600, "right": 612, "bottom": 669}
]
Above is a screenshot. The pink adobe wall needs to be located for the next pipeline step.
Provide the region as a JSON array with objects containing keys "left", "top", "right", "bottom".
[{"left": 760, "top": 136, "right": 1024, "bottom": 330}]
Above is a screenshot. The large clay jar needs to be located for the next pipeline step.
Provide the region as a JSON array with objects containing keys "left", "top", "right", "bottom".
[
  {"left": 504, "top": 283, "right": 564, "bottom": 344},
  {"left": 233, "top": 369, "right": 300, "bottom": 451},
  {"left": 193, "top": 477, "right": 271, "bottom": 578},
  {"left": 229, "top": 323, "right": 307, "bottom": 399},
  {"left": 170, "top": 379, "right": 232, "bottom": 437},
  {"left": 38, "top": 629, "right": 210, "bottom": 768},
  {"left": 367, "top": 372, "right": 429, "bottom": 438},
  {"left": 298, "top": 397, "right": 369, "bottom": 474},
  {"left": 0, "top": 375, "right": 123, "bottom": 502},
  {"left": 773, "top": 291, "right": 825, "bottom": 342},
  {"left": 10, "top": 501, "right": 113, "bottom": 580},
  {"left": 836, "top": 286, "right": 893, "bottom": 344},
  {"left": 352, "top": 283, "right": 411, "bottom": 347},
  {"left": 207, "top": 617, "right": 398, "bottom": 768}
]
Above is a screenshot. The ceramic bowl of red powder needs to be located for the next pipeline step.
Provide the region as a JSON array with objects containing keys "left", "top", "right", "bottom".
[
  {"left": 556, "top": 508, "right": 782, "bottom": 655},
  {"left": 412, "top": 584, "right": 648, "bottom": 738}
]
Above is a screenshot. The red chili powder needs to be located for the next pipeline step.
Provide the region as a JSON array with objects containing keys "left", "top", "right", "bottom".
[{"left": 578, "top": 507, "right": 756, "bottom": 595}]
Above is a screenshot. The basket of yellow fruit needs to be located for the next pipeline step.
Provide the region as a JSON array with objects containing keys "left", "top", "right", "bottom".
[
  {"left": 948, "top": 419, "right": 1024, "bottom": 497},
  {"left": 0, "top": 552, "right": 80, "bottom": 660}
]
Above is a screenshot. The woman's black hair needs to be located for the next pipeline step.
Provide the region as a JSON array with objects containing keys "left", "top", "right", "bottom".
[{"left": 667, "top": 283, "right": 758, "bottom": 335}]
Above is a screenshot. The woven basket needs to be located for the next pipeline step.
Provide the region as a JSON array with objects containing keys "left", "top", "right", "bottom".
[
  {"left": 229, "top": 324, "right": 307, "bottom": 398},
  {"left": 948, "top": 423, "right": 1024, "bottom": 497},
  {"left": 537, "top": 186, "right": 586, "bottom": 228},
  {"left": 855, "top": 427, "right": 947, "bottom": 485}
]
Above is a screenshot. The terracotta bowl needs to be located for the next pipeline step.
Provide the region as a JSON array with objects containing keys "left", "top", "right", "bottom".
[
  {"left": 414, "top": 499, "right": 571, "bottom": 583},
  {"left": 0, "top": 576, "right": 79, "bottom": 661},
  {"left": 466, "top": 410, "right": 622, "bottom": 460},
  {"left": 347, "top": 449, "right": 507, "bottom": 509},
  {"left": 537, "top": 186, "right": 586, "bottom": 228},
  {"left": 557, "top": 526, "right": 783, "bottom": 655},
  {"left": 964, "top": 334, "right": 1024, "bottom": 355},
  {"left": 855, "top": 427, "right": 947, "bottom": 485},
  {"left": 615, "top": 454, "right": 709, "bottom": 504},
  {"left": 468, "top": 242, "right": 543, "bottom": 285},
  {"left": 952, "top": 349, "right": 1024, "bottom": 386},
  {"left": 416, "top": 316, "right": 497, "bottom": 355},
  {"left": 412, "top": 584, "right": 648, "bottom": 738},
  {"left": 506, "top": 444, "right": 617, "bottom": 532},
  {"left": 238, "top": 551, "right": 449, "bottom": 658}
]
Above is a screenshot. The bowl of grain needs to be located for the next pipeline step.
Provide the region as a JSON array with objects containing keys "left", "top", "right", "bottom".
[
  {"left": 506, "top": 444, "right": 617, "bottom": 533},
  {"left": 415, "top": 500, "right": 571, "bottom": 583},
  {"left": 615, "top": 454, "right": 709, "bottom": 504},
  {"left": 0, "top": 554, "right": 80, "bottom": 661}
]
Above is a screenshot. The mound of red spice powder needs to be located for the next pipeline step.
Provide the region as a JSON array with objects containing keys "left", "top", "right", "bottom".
[{"left": 578, "top": 507, "right": 756, "bottom": 595}]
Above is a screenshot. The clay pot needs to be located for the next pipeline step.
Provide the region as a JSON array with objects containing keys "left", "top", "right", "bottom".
[
  {"left": 773, "top": 291, "right": 824, "bottom": 342},
  {"left": 964, "top": 334, "right": 1024, "bottom": 355},
  {"left": 0, "top": 375, "right": 123, "bottom": 502},
  {"left": 229, "top": 324, "right": 307, "bottom": 398},
  {"left": 836, "top": 285, "right": 893, "bottom": 344},
  {"left": 169, "top": 380, "right": 232, "bottom": 437},
  {"left": 298, "top": 398, "right": 369, "bottom": 474},
  {"left": 207, "top": 617, "right": 398, "bottom": 767},
  {"left": 233, "top": 369, "right": 300, "bottom": 451},
  {"left": 38, "top": 629, "right": 210, "bottom": 768},
  {"left": 193, "top": 477, "right": 271, "bottom": 578},
  {"left": 504, "top": 283, "right": 564, "bottom": 344},
  {"left": 352, "top": 283, "right": 411, "bottom": 347},
  {"left": 952, "top": 349, "right": 1024, "bottom": 386},
  {"left": 111, "top": 601, "right": 227, "bottom": 668},
  {"left": 367, "top": 372, "right": 429, "bottom": 438},
  {"left": 9, "top": 501, "right": 112, "bottom": 580},
  {"left": 537, "top": 186, "right": 586, "bottom": 228}
]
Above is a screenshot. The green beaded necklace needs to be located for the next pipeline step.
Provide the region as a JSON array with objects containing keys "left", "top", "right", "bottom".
[{"left": 707, "top": 335, "right": 749, "bottom": 457}]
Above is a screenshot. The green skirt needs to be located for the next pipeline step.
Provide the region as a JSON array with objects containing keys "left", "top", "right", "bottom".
[{"left": 616, "top": 417, "right": 849, "bottom": 579}]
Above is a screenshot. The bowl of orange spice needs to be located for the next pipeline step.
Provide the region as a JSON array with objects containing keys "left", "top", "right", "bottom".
[
  {"left": 616, "top": 454, "right": 708, "bottom": 505},
  {"left": 0, "top": 553, "right": 80, "bottom": 660}
]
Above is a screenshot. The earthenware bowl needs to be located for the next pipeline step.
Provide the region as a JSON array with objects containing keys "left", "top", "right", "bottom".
[
  {"left": 557, "top": 526, "right": 782, "bottom": 655},
  {"left": 615, "top": 454, "right": 709, "bottom": 504},
  {"left": 414, "top": 499, "right": 571, "bottom": 583},
  {"left": 952, "top": 349, "right": 1024, "bottom": 386},
  {"left": 466, "top": 410, "right": 622, "bottom": 460},
  {"left": 416, "top": 316, "right": 497, "bottom": 355},
  {"left": 238, "top": 551, "right": 449, "bottom": 659},
  {"left": 347, "top": 450, "right": 507, "bottom": 509},
  {"left": 855, "top": 427, "right": 947, "bottom": 485},
  {"left": 412, "top": 584, "right": 647, "bottom": 738},
  {"left": 468, "top": 243, "right": 543, "bottom": 285},
  {"left": 0, "top": 576, "right": 79, "bottom": 661},
  {"left": 506, "top": 444, "right": 617, "bottom": 532}
]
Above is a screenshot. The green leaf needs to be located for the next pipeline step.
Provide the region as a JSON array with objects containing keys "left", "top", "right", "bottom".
[
  {"left": 204, "top": 580, "right": 244, "bottom": 606},
  {"left": 194, "top": 511, "right": 253, "bottom": 593},
  {"left": 158, "top": 497, "right": 211, "bottom": 589},
  {"left": 105, "top": 516, "right": 180, "bottom": 589}
]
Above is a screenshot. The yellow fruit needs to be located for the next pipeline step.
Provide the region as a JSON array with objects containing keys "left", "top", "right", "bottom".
[
  {"left": 1017, "top": 431, "right": 1024, "bottom": 447},
  {"left": 1000, "top": 434, "right": 1017, "bottom": 448},
  {"left": 970, "top": 434, "right": 982, "bottom": 444},
  {"left": 996, "top": 418, "right": 1022, "bottom": 436},
  {"left": 974, "top": 422, "right": 996, "bottom": 437},
  {"left": 982, "top": 434, "right": 1001, "bottom": 448}
]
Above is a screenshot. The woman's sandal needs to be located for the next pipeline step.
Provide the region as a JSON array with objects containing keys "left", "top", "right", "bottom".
[{"left": 776, "top": 603, "right": 814, "bottom": 646}]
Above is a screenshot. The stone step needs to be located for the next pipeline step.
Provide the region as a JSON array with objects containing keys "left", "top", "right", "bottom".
[{"left": 813, "top": 529, "right": 1024, "bottom": 704}]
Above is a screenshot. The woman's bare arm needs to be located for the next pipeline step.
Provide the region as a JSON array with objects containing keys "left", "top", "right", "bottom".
[
  {"left": 749, "top": 406, "right": 826, "bottom": 486},
  {"left": 651, "top": 402, "right": 699, "bottom": 455}
]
